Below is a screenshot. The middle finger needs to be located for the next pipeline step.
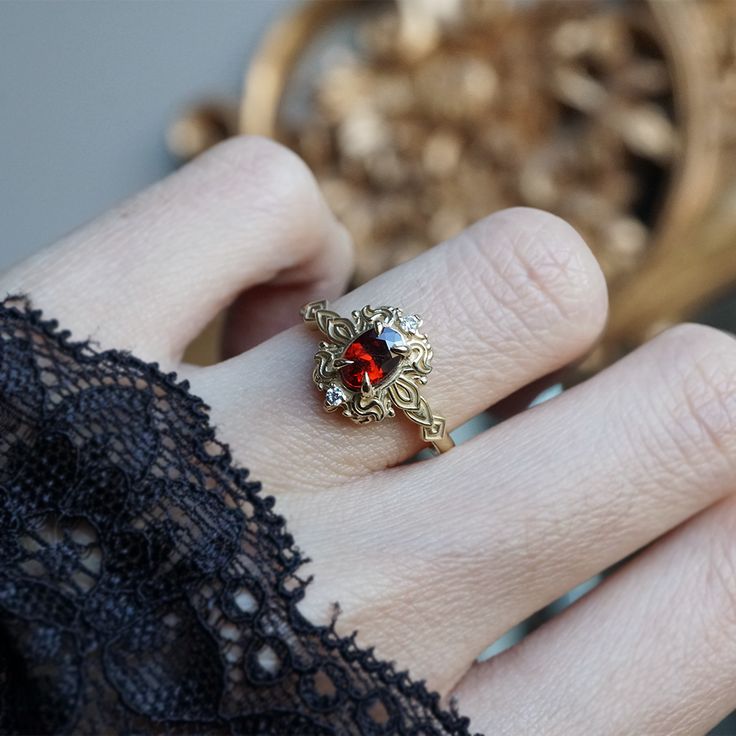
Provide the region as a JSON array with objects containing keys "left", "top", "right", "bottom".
[{"left": 297, "top": 322, "right": 736, "bottom": 694}]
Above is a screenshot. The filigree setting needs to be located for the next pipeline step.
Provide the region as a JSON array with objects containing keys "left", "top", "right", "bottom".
[
  {"left": 302, "top": 301, "right": 432, "bottom": 424},
  {"left": 301, "top": 301, "right": 453, "bottom": 454}
]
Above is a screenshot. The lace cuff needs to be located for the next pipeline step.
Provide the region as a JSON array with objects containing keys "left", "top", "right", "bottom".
[{"left": 0, "top": 297, "right": 476, "bottom": 735}]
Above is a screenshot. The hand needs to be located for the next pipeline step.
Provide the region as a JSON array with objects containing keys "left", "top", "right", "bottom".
[{"left": 4, "top": 136, "right": 736, "bottom": 735}]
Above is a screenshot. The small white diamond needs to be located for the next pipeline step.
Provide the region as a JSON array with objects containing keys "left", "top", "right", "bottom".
[
  {"left": 399, "top": 314, "right": 421, "bottom": 334},
  {"left": 324, "top": 385, "right": 347, "bottom": 407}
]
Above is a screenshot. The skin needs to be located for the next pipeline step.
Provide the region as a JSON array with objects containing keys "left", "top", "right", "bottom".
[{"left": 3, "top": 135, "right": 736, "bottom": 734}]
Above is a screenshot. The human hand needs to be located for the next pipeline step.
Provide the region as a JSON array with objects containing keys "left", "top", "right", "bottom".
[{"left": 5, "top": 136, "right": 736, "bottom": 735}]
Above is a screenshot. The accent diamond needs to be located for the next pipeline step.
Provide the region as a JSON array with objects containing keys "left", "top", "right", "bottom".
[
  {"left": 398, "top": 314, "right": 421, "bottom": 334},
  {"left": 324, "top": 384, "right": 347, "bottom": 407}
]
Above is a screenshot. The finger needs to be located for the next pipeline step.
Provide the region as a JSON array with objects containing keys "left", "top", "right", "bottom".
[
  {"left": 220, "top": 232, "right": 354, "bottom": 358},
  {"left": 454, "top": 494, "right": 736, "bottom": 735},
  {"left": 294, "top": 323, "right": 736, "bottom": 694},
  {"left": 0, "top": 136, "right": 352, "bottom": 364},
  {"left": 195, "top": 207, "right": 608, "bottom": 489}
]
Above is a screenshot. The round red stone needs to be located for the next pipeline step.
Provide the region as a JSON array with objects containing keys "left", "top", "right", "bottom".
[{"left": 339, "top": 327, "right": 403, "bottom": 391}]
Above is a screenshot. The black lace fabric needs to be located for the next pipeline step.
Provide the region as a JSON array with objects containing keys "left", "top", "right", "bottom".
[{"left": 0, "top": 296, "right": 476, "bottom": 736}]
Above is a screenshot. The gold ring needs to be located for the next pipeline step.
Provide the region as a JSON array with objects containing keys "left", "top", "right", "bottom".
[{"left": 301, "top": 301, "right": 454, "bottom": 454}]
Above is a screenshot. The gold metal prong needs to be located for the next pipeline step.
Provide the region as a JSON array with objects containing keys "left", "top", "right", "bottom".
[{"left": 361, "top": 372, "right": 374, "bottom": 397}]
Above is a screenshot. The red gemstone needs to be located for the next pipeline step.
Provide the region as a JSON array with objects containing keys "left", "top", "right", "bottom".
[{"left": 339, "top": 327, "right": 403, "bottom": 391}]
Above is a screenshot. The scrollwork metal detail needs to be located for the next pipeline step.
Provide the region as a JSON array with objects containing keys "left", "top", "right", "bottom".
[{"left": 301, "top": 300, "right": 454, "bottom": 454}]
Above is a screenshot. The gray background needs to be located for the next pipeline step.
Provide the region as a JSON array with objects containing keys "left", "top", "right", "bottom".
[{"left": 0, "top": 0, "right": 290, "bottom": 272}]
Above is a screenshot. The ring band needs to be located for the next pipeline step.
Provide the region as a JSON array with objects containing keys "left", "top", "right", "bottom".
[{"left": 301, "top": 300, "right": 454, "bottom": 454}]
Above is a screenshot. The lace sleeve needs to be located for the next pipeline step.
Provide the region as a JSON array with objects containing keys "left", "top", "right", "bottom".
[{"left": 0, "top": 296, "right": 477, "bottom": 736}]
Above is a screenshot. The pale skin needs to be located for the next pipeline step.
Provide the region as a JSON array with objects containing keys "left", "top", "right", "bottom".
[{"left": 4, "top": 135, "right": 736, "bottom": 734}]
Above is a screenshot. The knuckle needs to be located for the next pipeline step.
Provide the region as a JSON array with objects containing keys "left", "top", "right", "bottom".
[
  {"left": 204, "top": 135, "right": 319, "bottom": 208},
  {"left": 193, "top": 135, "right": 336, "bottom": 265},
  {"left": 653, "top": 323, "right": 736, "bottom": 468},
  {"left": 461, "top": 207, "right": 608, "bottom": 344}
]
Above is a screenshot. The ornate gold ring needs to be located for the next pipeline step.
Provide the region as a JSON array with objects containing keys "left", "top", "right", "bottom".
[{"left": 301, "top": 300, "right": 454, "bottom": 454}]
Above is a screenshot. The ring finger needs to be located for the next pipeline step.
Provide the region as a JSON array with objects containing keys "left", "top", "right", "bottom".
[{"left": 195, "top": 206, "right": 608, "bottom": 491}]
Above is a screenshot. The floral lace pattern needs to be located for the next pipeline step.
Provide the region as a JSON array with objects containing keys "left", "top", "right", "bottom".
[{"left": 0, "top": 297, "right": 476, "bottom": 735}]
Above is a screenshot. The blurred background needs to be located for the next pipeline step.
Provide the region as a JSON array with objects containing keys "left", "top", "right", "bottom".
[
  {"left": 2, "top": 0, "right": 736, "bottom": 732},
  {"left": 0, "top": 0, "right": 288, "bottom": 271}
]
